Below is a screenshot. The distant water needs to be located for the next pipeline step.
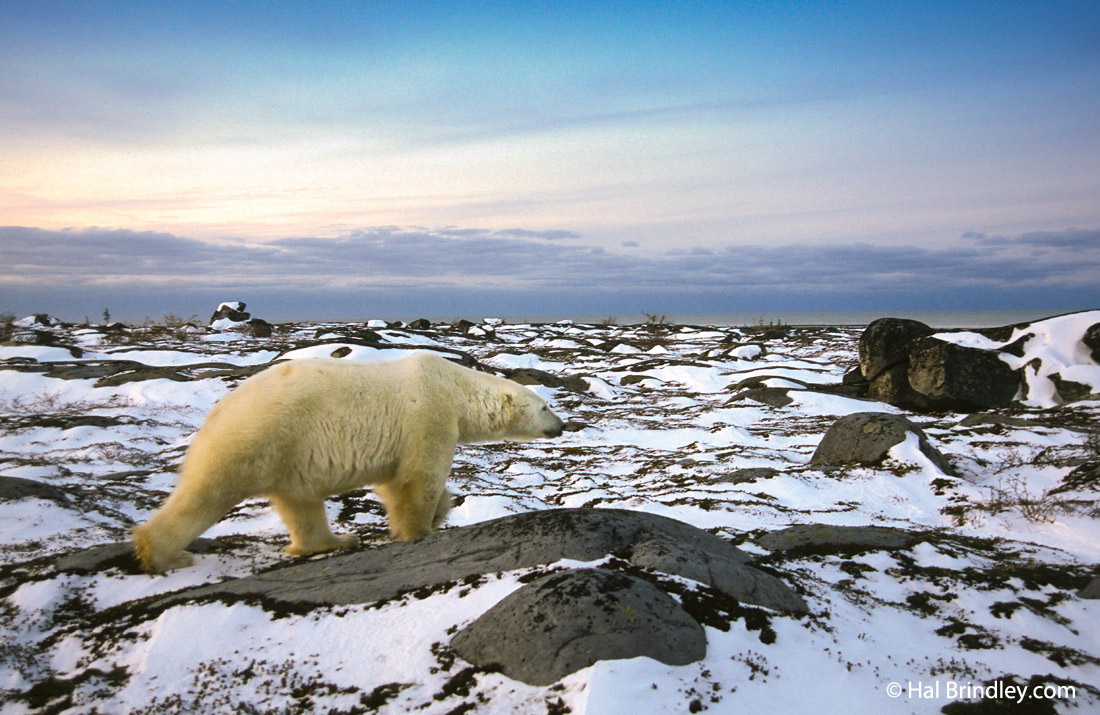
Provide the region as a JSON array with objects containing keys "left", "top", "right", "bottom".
[{"left": 500, "top": 309, "right": 1081, "bottom": 329}]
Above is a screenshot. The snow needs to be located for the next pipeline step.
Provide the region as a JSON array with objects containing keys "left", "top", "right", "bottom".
[{"left": 1, "top": 313, "right": 1098, "bottom": 713}]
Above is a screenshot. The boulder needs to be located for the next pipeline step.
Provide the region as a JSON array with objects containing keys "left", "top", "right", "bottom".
[
  {"left": 408, "top": 318, "right": 432, "bottom": 330},
  {"left": 147, "top": 508, "right": 808, "bottom": 615},
  {"left": 859, "top": 318, "right": 934, "bottom": 381},
  {"left": 451, "top": 569, "right": 706, "bottom": 686},
  {"left": 810, "top": 412, "right": 956, "bottom": 475},
  {"left": 1079, "top": 576, "right": 1100, "bottom": 599},
  {"left": 907, "top": 337, "right": 1019, "bottom": 410}
]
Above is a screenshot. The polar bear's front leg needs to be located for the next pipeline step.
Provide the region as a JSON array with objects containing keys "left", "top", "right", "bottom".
[
  {"left": 376, "top": 478, "right": 448, "bottom": 541},
  {"left": 269, "top": 493, "right": 360, "bottom": 556},
  {"left": 432, "top": 488, "right": 453, "bottom": 529}
]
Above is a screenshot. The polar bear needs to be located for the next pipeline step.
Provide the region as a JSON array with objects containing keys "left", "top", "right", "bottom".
[{"left": 132, "top": 352, "right": 565, "bottom": 572}]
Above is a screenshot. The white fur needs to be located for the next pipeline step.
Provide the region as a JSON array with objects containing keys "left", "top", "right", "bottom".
[{"left": 133, "top": 353, "right": 564, "bottom": 572}]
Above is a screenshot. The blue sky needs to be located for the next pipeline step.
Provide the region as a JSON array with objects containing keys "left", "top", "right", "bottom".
[{"left": 1, "top": 1, "right": 1098, "bottom": 320}]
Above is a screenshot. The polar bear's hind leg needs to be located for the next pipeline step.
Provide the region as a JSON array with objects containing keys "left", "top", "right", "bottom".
[{"left": 132, "top": 484, "right": 246, "bottom": 573}]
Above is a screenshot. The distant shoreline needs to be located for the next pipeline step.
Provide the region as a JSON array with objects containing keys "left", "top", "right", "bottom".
[{"left": 300, "top": 308, "right": 1083, "bottom": 330}]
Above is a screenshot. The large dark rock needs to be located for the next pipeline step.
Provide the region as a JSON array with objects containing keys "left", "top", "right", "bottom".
[
  {"left": 810, "top": 412, "right": 956, "bottom": 475},
  {"left": 859, "top": 318, "right": 934, "bottom": 381},
  {"left": 452, "top": 569, "right": 706, "bottom": 686},
  {"left": 148, "top": 508, "right": 808, "bottom": 614},
  {"left": 907, "top": 337, "right": 1020, "bottom": 410},
  {"left": 1081, "top": 323, "right": 1100, "bottom": 363},
  {"left": 857, "top": 318, "right": 1025, "bottom": 411}
]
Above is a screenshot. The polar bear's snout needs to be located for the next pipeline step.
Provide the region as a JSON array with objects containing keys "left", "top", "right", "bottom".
[{"left": 544, "top": 414, "right": 565, "bottom": 438}]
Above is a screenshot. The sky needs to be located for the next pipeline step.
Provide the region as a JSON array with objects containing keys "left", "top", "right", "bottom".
[{"left": 1, "top": 1, "right": 1098, "bottom": 321}]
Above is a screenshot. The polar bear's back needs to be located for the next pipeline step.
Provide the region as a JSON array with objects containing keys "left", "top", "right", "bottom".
[{"left": 180, "top": 353, "right": 462, "bottom": 495}]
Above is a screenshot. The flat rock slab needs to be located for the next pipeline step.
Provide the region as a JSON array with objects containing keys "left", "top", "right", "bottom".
[
  {"left": 55, "top": 539, "right": 226, "bottom": 574},
  {"left": 755, "top": 524, "right": 921, "bottom": 555},
  {"left": 0, "top": 476, "right": 70, "bottom": 502},
  {"left": 715, "top": 467, "right": 780, "bottom": 484},
  {"left": 152, "top": 508, "right": 808, "bottom": 614},
  {"left": 452, "top": 569, "right": 707, "bottom": 686},
  {"left": 810, "top": 412, "right": 956, "bottom": 476}
]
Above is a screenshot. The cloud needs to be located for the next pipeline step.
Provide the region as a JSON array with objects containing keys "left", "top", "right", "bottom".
[
  {"left": 2, "top": 225, "right": 1098, "bottom": 320},
  {"left": 492, "top": 228, "right": 580, "bottom": 241}
]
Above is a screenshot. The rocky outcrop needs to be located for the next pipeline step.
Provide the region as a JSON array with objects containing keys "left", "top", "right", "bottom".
[
  {"left": 855, "top": 312, "right": 1100, "bottom": 411},
  {"left": 145, "top": 508, "right": 807, "bottom": 615},
  {"left": 810, "top": 412, "right": 955, "bottom": 475},
  {"left": 857, "top": 317, "right": 1020, "bottom": 411},
  {"left": 452, "top": 569, "right": 707, "bottom": 685}
]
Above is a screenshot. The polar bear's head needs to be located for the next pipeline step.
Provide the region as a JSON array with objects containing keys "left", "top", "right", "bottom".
[{"left": 503, "top": 387, "right": 565, "bottom": 441}]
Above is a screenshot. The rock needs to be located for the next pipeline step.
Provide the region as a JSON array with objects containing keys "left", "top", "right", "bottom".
[
  {"left": 54, "top": 539, "right": 225, "bottom": 574},
  {"left": 866, "top": 363, "right": 928, "bottom": 409},
  {"left": 13, "top": 314, "right": 60, "bottom": 327},
  {"left": 149, "top": 509, "right": 807, "bottom": 615},
  {"left": 247, "top": 318, "right": 273, "bottom": 338},
  {"left": 715, "top": 468, "right": 779, "bottom": 484},
  {"left": 842, "top": 366, "right": 868, "bottom": 387},
  {"left": 619, "top": 373, "right": 661, "bottom": 386},
  {"left": 505, "top": 368, "right": 589, "bottom": 393},
  {"left": 756, "top": 524, "right": 920, "bottom": 555},
  {"left": 94, "top": 367, "right": 189, "bottom": 387},
  {"left": 561, "top": 375, "right": 591, "bottom": 393},
  {"left": 810, "top": 412, "right": 956, "bottom": 475},
  {"left": 0, "top": 414, "right": 125, "bottom": 430},
  {"left": 506, "top": 367, "right": 565, "bottom": 388},
  {"left": 907, "top": 337, "right": 1020, "bottom": 410},
  {"left": 0, "top": 476, "right": 69, "bottom": 503},
  {"left": 1079, "top": 576, "right": 1100, "bottom": 599},
  {"left": 859, "top": 318, "right": 934, "bottom": 381},
  {"left": 1082, "top": 323, "right": 1100, "bottom": 363},
  {"left": 451, "top": 569, "right": 706, "bottom": 686},
  {"left": 956, "top": 414, "right": 1041, "bottom": 429},
  {"left": 209, "top": 301, "right": 250, "bottom": 324},
  {"left": 1049, "top": 373, "right": 1097, "bottom": 402},
  {"left": 408, "top": 318, "right": 432, "bottom": 330},
  {"left": 728, "top": 387, "right": 794, "bottom": 408}
]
